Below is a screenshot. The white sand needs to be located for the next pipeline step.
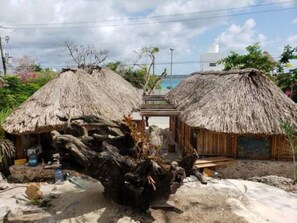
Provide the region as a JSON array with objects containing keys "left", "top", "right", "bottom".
[{"left": 1, "top": 177, "right": 297, "bottom": 223}]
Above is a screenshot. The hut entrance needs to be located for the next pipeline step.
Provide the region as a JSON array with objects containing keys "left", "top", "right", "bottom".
[
  {"left": 134, "top": 94, "right": 180, "bottom": 158},
  {"left": 237, "top": 136, "right": 271, "bottom": 159}
]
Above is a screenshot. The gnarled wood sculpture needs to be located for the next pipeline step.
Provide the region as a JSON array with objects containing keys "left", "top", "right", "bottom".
[{"left": 51, "top": 115, "right": 197, "bottom": 211}]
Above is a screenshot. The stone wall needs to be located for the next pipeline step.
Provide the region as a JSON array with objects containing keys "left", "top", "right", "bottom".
[{"left": 9, "top": 164, "right": 55, "bottom": 182}]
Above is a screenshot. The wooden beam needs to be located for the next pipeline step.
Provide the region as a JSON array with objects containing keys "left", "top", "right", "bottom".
[
  {"left": 140, "top": 104, "right": 176, "bottom": 109},
  {"left": 194, "top": 156, "right": 235, "bottom": 168},
  {"left": 139, "top": 108, "right": 176, "bottom": 112},
  {"left": 143, "top": 95, "right": 168, "bottom": 102},
  {"left": 140, "top": 111, "right": 180, "bottom": 116},
  {"left": 195, "top": 160, "right": 235, "bottom": 169},
  {"left": 143, "top": 95, "right": 165, "bottom": 100}
]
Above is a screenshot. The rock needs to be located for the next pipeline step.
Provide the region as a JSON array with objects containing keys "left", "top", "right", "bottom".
[
  {"left": 248, "top": 175, "right": 294, "bottom": 187},
  {"left": 183, "top": 175, "right": 199, "bottom": 183},
  {"left": 0, "top": 172, "right": 10, "bottom": 190},
  {"left": 0, "top": 172, "right": 6, "bottom": 182},
  {"left": 9, "top": 165, "right": 55, "bottom": 182},
  {"left": 25, "top": 183, "right": 43, "bottom": 200},
  {"left": 248, "top": 175, "right": 297, "bottom": 193},
  {"left": 117, "top": 216, "right": 140, "bottom": 223},
  {"left": 0, "top": 207, "right": 10, "bottom": 223}
]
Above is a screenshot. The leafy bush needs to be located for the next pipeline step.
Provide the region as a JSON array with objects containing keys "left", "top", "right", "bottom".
[{"left": 0, "top": 70, "right": 57, "bottom": 111}]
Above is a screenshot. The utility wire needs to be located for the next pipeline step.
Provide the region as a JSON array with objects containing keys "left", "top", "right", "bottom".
[
  {"left": 41, "top": 57, "right": 282, "bottom": 68},
  {"left": 7, "top": 0, "right": 297, "bottom": 27},
  {"left": 1, "top": 6, "right": 296, "bottom": 30}
]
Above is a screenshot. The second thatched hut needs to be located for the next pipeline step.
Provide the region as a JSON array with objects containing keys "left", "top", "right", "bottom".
[
  {"left": 166, "top": 69, "right": 297, "bottom": 160},
  {"left": 2, "top": 68, "right": 141, "bottom": 159}
]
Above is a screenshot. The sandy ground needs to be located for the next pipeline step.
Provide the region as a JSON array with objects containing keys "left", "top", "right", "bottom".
[
  {"left": 2, "top": 122, "right": 296, "bottom": 222},
  {"left": 217, "top": 160, "right": 294, "bottom": 180},
  {"left": 1, "top": 176, "right": 297, "bottom": 223}
]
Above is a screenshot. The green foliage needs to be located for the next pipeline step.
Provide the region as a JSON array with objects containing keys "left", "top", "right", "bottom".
[
  {"left": 123, "top": 68, "right": 146, "bottom": 88},
  {"left": 282, "top": 122, "right": 296, "bottom": 142},
  {"left": 278, "top": 45, "right": 297, "bottom": 68},
  {"left": 106, "top": 61, "right": 121, "bottom": 72},
  {"left": 219, "top": 43, "right": 278, "bottom": 74},
  {"left": 276, "top": 45, "right": 297, "bottom": 102},
  {"left": 16, "top": 63, "right": 42, "bottom": 73},
  {"left": 106, "top": 62, "right": 162, "bottom": 89},
  {"left": 281, "top": 122, "right": 297, "bottom": 181},
  {"left": 0, "top": 70, "right": 57, "bottom": 111},
  {"left": 0, "top": 109, "right": 12, "bottom": 163},
  {"left": 219, "top": 43, "right": 297, "bottom": 102}
]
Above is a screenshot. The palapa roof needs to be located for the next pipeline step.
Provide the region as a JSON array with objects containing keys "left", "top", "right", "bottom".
[
  {"left": 166, "top": 69, "right": 297, "bottom": 135},
  {"left": 3, "top": 68, "right": 141, "bottom": 135}
]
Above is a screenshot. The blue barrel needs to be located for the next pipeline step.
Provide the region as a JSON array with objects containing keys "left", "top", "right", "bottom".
[{"left": 54, "top": 168, "right": 64, "bottom": 182}]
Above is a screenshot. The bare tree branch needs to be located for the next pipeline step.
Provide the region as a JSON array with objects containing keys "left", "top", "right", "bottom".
[{"left": 65, "top": 41, "right": 108, "bottom": 68}]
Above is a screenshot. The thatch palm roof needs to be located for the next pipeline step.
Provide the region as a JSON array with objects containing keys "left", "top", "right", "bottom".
[
  {"left": 166, "top": 69, "right": 297, "bottom": 135},
  {"left": 3, "top": 68, "right": 141, "bottom": 135}
]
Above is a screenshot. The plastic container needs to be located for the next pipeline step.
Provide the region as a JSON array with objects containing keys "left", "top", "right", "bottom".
[
  {"left": 14, "top": 159, "right": 26, "bottom": 165},
  {"left": 28, "top": 153, "right": 38, "bottom": 167},
  {"left": 54, "top": 168, "right": 64, "bottom": 182}
]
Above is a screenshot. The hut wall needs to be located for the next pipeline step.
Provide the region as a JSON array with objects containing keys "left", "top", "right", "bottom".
[
  {"left": 195, "top": 129, "right": 237, "bottom": 157},
  {"left": 161, "top": 118, "right": 293, "bottom": 160},
  {"left": 271, "top": 135, "right": 292, "bottom": 160},
  {"left": 15, "top": 134, "right": 40, "bottom": 159},
  {"left": 169, "top": 116, "right": 176, "bottom": 140},
  {"left": 192, "top": 128, "right": 292, "bottom": 160},
  {"left": 169, "top": 117, "right": 193, "bottom": 154}
]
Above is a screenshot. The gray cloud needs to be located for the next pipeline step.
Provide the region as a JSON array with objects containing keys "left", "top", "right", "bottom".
[{"left": 0, "top": 0, "right": 264, "bottom": 72}]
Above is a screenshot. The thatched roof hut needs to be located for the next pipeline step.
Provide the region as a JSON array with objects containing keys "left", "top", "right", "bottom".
[
  {"left": 166, "top": 69, "right": 297, "bottom": 159},
  {"left": 3, "top": 68, "right": 141, "bottom": 135},
  {"left": 166, "top": 69, "right": 297, "bottom": 135}
]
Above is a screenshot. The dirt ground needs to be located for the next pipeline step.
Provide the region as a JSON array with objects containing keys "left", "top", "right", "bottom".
[
  {"left": 216, "top": 159, "right": 297, "bottom": 193},
  {"left": 217, "top": 160, "right": 294, "bottom": 179}
]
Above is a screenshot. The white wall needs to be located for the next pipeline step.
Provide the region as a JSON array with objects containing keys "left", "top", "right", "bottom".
[{"left": 200, "top": 52, "right": 225, "bottom": 71}]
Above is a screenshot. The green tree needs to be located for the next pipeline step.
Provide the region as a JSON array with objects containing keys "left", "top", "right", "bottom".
[
  {"left": 106, "top": 61, "right": 163, "bottom": 90},
  {"left": 276, "top": 45, "right": 297, "bottom": 102},
  {"left": 219, "top": 43, "right": 278, "bottom": 75},
  {"left": 0, "top": 70, "right": 57, "bottom": 111},
  {"left": 133, "top": 46, "right": 167, "bottom": 93}
]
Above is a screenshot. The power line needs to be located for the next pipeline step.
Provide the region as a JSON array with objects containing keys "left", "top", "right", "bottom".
[
  {"left": 1, "top": 6, "right": 296, "bottom": 30},
  {"left": 7, "top": 0, "right": 296, "bottom": 27},
  {"left": 39, "top": 57, "right": 282, "bottom": 68}
]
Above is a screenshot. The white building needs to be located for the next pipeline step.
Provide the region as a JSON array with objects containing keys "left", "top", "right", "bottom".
[{"left": 200, "top": 44, "right": 225, "bottom": 71}]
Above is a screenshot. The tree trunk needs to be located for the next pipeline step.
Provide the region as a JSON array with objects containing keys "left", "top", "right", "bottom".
[{"left": 50, "top": 118, "right": 188, "bottom": 211}]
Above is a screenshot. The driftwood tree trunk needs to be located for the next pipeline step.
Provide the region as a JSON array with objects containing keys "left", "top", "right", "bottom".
[{"left": 51, "top": 116, "right": 194, "bottom": 211}]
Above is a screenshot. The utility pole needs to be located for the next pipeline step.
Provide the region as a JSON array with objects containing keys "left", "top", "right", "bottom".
[
  {"left": 170, "top": 48, "right": 174, "bottom": 89},
  {"left": 0, "top": 35, "right": 7, "bottom": 75}
]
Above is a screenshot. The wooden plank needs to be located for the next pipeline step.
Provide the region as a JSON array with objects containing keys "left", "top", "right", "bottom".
[
  {"left": 140, "top": 108, "right": 177, "bottom": 112},
  {"left": 195, "top": 157, "right": 234, "bottom": 165},
  {"left": 140, "top": 111, "right": 180, "bottom": 116},
  {"left": 16, "top": 135, "right": 23, "bottom": 159},
  {"left": 195, "top": 158, "right": 234, "bottom": 165},
  {"left": 140, "top": 104, "right": 176, "bottom": 109},
  {"left": 143, "top": 95, "right": 165, "bottom": 100},
  {"left": 198, "top": 156, "right": 234, "bottom": 161},
  {"left": 195, "top": 160, "right": 235, "bottom": 169}
]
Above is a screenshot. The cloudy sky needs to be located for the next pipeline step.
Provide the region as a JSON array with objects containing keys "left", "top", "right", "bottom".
[{"left": 0, "top": 0, "right": 296, "bottom": 75}]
